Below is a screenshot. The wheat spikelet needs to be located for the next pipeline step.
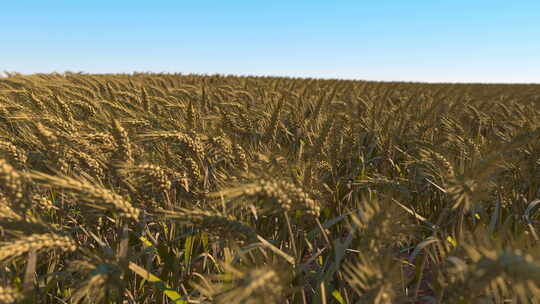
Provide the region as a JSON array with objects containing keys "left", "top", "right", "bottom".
[
  {"left": 139, "top": 131, "right": 205, "bottom": 160},
  {"left": 53, "top": 95, "right": 74, "bottom": 123},
  {"left": 26, "top": 91, "right": 45, "bottom": 112},
  {"left": 329, "top": 115, "right": 346, "bottom": 170},
  {"left": 62, "top": 82, "right": 98, "bottom": 98},
  {"left": 27, "top": 171, "right": 140, "bottom": 220},
  {"left": 443, "top": 244, "right": 540, "bottom": 303},
  {"left": 309, "top": 116, "right": 334, "bottom": 158},
  {"left": 417, "top": 148, "right": 455, "bottom": 178},
  {"left": 53, "top": 86, "right": 96, "bottom": 105},
  {"left": 68, "top": 259, "right": 123, "bottom": 304},
  {"left": 311, "top": 86, "right": 336, "bottom": 123},
  {"left": 205, "top": 134, "right": 233, "bottom": 163},
  {"left": 0, "top": 233, "right": 77, "bottom": 261},
  {"left": 350, "top": 199, "right": 412, "bottom": 252},
  {"left": 232, "top": 143, "right": 248, "bottom": 172},
  {"left": 148, "top": 95, "right": 171, "bottom": 108},
  {"left": 70, "top": 100, "right": 97, "bottom": 118},
  {"left": 0, "top": 78, "right": 27, "bottom": 89},
  {"left": 0, "top": 201, "right": 21, "bottom": 220},
  {"left": 140, "top": 86, "right": 150, "bottom": 111},
  {"left": 44, "top": 115, "right": 76, "bottom": 133},
  {"left": 0, "top": 105, "right": 9, "bottom": 126},
  {"left": 463, "top": 136, "right": 481, "bottom": 157},
  {"left": 0, "top": 286, "right": 22, "bottom": 304},
  {"left": 263, "top": 96, "right": 284, "bottom": 143},
  {"left": 170, "top": 88, "right": 194, "bottom": 99},
  {"left": 0, "top": 141, "right": 26, "bottom": 169},
  {"left": 34, "top": 123, "right": 70, "bottom": 174},
  {"left": 30, "top": 194, "right": 57, "bottom": 211},
  {"left": 496, "top": 100, "right": 513, "bottom": 120},
  {"left": 69, "top": 149, "right": 105, "bottom": 179},
  {"left": 167, "top": 169, "right": 190, "bottom": 192},
  {"left": 181, "top": 157, "right": 202, "bottom": 186},
  {"left": 144, "top": 84, "right": 168, "bottom": 98},
  {"left": 220, "top": 111, "right": 245, "bottom": 137},
  {"left": 157, "top": 208, "right": 257, "bottom": 240},
  {"left": 438, "top": 116, "right": 467, "bottom": 153},
  {"left": 119, "top": 163, "right": 171, "bottom": 194},
  {"left": 343, "top": 253, "right": 396, "bottom": 304},
  {"left": 98, "top": 99, "right": 134, "bottom": 117},
  {"left": 314, "top": 160, "right": 332, "bottom": 179},
  {"left": 0, "top": 90, "right": 28, "bottom": 107},
  {"left": 105, "top": 81, "right": 117, "bottom": 99},
  {"left": 110, "top": 119, "right": 134, "bottom": 164},
  {"left": 186, "top": 99, "right": 197, "bottom": 129},
  {"left": 115, "top": 90, "right": 140, "bottom": 105},
  {"left": 78, "top": 132, "right": 116, "bottom": 152},
  {"left": 234, "top": 90, "right": 255, "bottom": 104},
  {"left": 217, "top": 179, "right": 320, "bottom": 217},
  {"left": 194, "top": 264, "right": 284, "bottom": 304},
  {"left": 0, "top": 159, "right": 23, "bottom": 204}
]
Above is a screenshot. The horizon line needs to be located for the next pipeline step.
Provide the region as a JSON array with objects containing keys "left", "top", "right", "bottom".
[{"left": 1, "top": 70, "right": 539, "bottom": 86}]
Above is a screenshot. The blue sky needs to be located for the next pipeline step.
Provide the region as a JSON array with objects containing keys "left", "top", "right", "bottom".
[{"left": 1, "top": 1, "right": 539, "bottom": 83}]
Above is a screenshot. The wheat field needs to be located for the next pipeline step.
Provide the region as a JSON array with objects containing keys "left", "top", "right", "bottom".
[{"left": 0, "top": 72, "right": 540, "bottom": 303}]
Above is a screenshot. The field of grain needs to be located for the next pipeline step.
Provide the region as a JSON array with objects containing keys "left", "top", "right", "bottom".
[{"left": 0, "top": 72, "right": 540, "bottom": 303}]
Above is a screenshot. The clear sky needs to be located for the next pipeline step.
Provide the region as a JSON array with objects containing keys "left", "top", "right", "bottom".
[{"left": 1, "top": 1, "right": 539, "bottom": 83}]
